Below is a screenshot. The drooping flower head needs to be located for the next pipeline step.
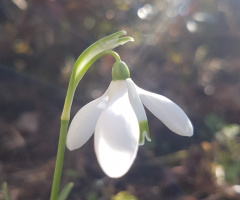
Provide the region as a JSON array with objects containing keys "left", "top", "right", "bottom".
[{"left": 66, "top": 60, "right": 193, "bottom": 178}]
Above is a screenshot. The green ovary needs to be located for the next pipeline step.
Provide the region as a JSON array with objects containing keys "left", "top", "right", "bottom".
[{"left": 112, "top": 61, "right": 130, "bottom": 80}]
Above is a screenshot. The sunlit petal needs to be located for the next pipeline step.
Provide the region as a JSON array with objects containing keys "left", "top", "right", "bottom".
[
  {"left": 136, "top": 86, "right": 193, "bottom": 137},
  {"left": 95, "top": 81, "right": 139, "bottom": 178},
  {"left": 66, "top": 86, "right": 110, "bottom": 151},
  {"left": 126, "top": 78, "right": 150, "bottom": 145}
]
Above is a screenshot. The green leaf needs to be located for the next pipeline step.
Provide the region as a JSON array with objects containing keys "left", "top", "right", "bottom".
[
  {"left": 1, "top": 182, "right": 10, "bottom": 200},
  {"left": 57, "top": 182, "right": 74, "bottom": 200}
]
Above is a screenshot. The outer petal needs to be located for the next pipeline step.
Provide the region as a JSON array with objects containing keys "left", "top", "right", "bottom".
[
  {"left": 126, "top": 78, "right": 151, "bottom": 145},
  {"left": 136, "top": 86, "right": 193, "bottom": 137},
  {"left": 94, "top": 81, "right": 139, "bottom": 178},
  {"left": 66, "top": 86, "right": 110, "bottom": 151}
]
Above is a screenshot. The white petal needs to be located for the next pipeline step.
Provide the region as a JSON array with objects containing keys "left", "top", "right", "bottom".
[
  {"left": 126, "top": 78, "right": 151, "bottom": 145},
  {"left": 66, "top": 86, "right": 110, "bottom": 151},
  {"left": 136, "top": 86, "right": 193, "bottom": 137},
  {"left": 94, "top": 80, "right": 139, "bottom": 178}
]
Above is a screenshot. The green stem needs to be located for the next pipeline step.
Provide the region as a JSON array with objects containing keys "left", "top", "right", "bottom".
[{"left": 50, "top": 120, "right": 69, "bottom": 200}]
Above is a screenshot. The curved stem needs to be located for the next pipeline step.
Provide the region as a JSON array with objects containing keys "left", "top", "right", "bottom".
[
  {"left": 49, "top": 30, "right": 134, "bottom": 200},
  {"left": 107, "top": 51, "right": 121, "bottom": 62},
  {"left": 61, "top": 50, "right": 120, "bottom": 121}
]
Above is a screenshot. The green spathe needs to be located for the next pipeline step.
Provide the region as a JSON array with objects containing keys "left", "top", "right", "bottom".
[
  {"left": 112, "top": 61, "right": 130, "bottom": 80},
  {"left": 73, "top": 31, "right": 133, "bottom": 89}
]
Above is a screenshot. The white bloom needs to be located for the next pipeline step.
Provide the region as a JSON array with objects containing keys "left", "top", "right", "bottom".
[{"left": 66, "top": 61, "right": 193, "bottom": 178}]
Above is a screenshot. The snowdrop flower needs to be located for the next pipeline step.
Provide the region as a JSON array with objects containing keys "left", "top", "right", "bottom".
[{"left": 66, "top": 61, "right": 193, "bottom": 178}]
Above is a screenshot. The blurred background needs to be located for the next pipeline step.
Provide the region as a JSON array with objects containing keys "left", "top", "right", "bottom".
[{"left": 0, "top": 0, "right": 240, "bottom": 199}]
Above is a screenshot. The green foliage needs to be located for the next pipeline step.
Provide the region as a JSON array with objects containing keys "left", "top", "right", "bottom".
[
  {"left": 65, "top": 169, "right": 81, "bottom": 178},
  {"left": 57, "top": 182, "right": 74, "bottom": 200},
  {"left": 86, "top": 192, "right": 98, "bottom": 200},
  {"left": 205, "top": 114, "right": 225, "bottom": 133},
  {"left": 200, "top": 114, "right": 227, "bottom": 141},
  {"left": 216, "top": 124, "right": 240, "bottom": 184},
  {"left": 112, "top": 191, "right": 138, "bottom": 200},
  {"left": 1, "top": 182, "right": 10, "bottom": 200}
]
